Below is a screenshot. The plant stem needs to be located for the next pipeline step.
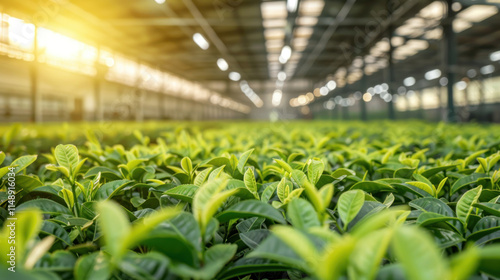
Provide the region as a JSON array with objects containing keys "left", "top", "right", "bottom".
[{"left": 71, "top": 181, "right": 80, "bottom": 217}]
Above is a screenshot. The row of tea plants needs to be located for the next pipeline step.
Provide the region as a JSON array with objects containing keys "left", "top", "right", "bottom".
[{"left": 1, "top": 121, "right": 500, "bottom": 279}]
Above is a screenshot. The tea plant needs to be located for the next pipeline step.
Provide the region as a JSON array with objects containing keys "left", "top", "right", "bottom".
[{"left": 1, "top": 121, "right": 500, "bottom": 279}]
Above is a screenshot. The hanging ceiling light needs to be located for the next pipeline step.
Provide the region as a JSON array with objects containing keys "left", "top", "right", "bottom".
[
  {"left": 272, "top": 90, "right": 283, "bottom": 107},
  {"left": 287, "top": 0, "right": 298, "bottom": 13},
  {"left": 192, "top": 33, "right": 209, "bottom": 50},
  {"left": 424, "top": 69, "right": 441, "bottom": 80},
  {"left": 229, "top": 72, "right": 241, "bottom": 81},
  {"left": 277, "top": 71, "right": 287, "bottom": 81},
  {"left": 217, "top": 58, "right": 229, "bottom": 71},
  {"left": 403, "top": 76, "right": 416, "bottom": 87},
  {"left": 279, "top": 45, "right": 292, "bottom": 64}
]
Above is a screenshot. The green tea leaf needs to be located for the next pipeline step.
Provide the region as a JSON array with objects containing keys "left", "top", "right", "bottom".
[
  {"left": 392, "top": 226, "right": 447, "bottom": 280},
  {"left": 216, "top": 200, "right": 286, "bottom": 224},
  {"left": 237, "top": 149, "right": 254, "bottom": 174},
  {"left": 244, "top": 168, "right": 259, "bottom": 199},
  {"left": 307, "top": 159, "right": 324, "bottom": 185},
  {"left": 338, "top": 190, "right": 365, "bottom": 230},
  {"left": 11, "top": 155, "right": 37, "bottom": 174},
  {"left": 287, "top": 198, "right": 320, "bottom": 230},
  {"left": 75, "top": 251, "right": 111, "bottom": 280},
  {"left": 55, "top": 144, "right": 79, "bottom": 174},
  {"left": 456, "top": 186, "right": 482, "bottom": 225}
]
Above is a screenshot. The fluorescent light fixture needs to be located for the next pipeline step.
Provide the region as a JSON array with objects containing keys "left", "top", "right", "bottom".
[
  {"left": 299, "top": 0, "right": 325, "bottom": 17},
  {"left": 296, "top": 17, "right": 318, "bottom": 26},
  {"left": 374, "top": 40, "right": 390, "bottom": 52},
  {"left": 306, "top": 92, "right": 314, "bottom": 101},
  {"left": 155, "top": 0, "right": 165, "bottom": 3},
  {"left": 263, "top": 19, "right": 287, "bottom": 28},
  {"left": 403, "top": 76, "right": 416, "bottom": 87},
  {"left": 425, "top": 28, "right": 443, "bottom": 40},
  {"left": 439, "top": 77, "right": 448, "bottom": 86},
  {"left": 272, "top": 90, "right": 283, "bottom": 107},
  {"left": 277, "top": 71, "right": 287, "bottom": 81},
  {"left": 264, "top": 28, "right": 286, "bottom": 40},
  {"left": 217, "top": 58, "right": 228, "bottom": 71},
  {"left": 453, "top": 18, "right": 473, "bottom": 33},
  {"left": 425, "top": 69, "right": 441, "bottom": 80},
  {"left": 455, "top": 81, "right": 468, "bottom": 90},
  {"left": 406, "top": 39, "right": 429, "bottom": 50},
  {"left": 458, "top": 5, "right": 498, "bottom": 23},
  {"left": 490, "top": 50, "right": 500, "bottom": 61},
  {"left": 294, "top": 27, "right": 314, "bottom": 38},
  {"left": 298, "top": 95, "right": 307, "bottom": 105},
  {"left": 287, "top": 0, "right": 298, "bottom": 13},
  {"left": 261, "top": 1, "right": 287, "bottom": 19},
  {"left": 467, "top": 69, "right": 477, "bottom": 78},
  {"left": 266, "top": 39, "right": 284, "bottom": 49},
  {"left": 229, "top": 72, "right": 241, "bottom": 81},
  {"left": 418, "top": 1, "right": 446, "bottom": 20},
  {"left": 480, "top": 64, "right": 495, "bottom": 75},
  {"left": 405, "top": 17, "right": 426, "bottom": 28},
  {"left": 267, "top": 54, "right": 280, "bottom": 62},
  {"left": 326, "top": 80, "right": 336, "bottom": 90},
  {"left": 383, "top": 94, "right": 393, "bottom": 102},
  {"left": 324, "top": 100, "right": 335, "bottom": 110},
  {"left": 320, "top": 86, "right": 328, "bottom": 96},
  {"left": 292, "top": 37, "right": 309, "bottom": 48},
  {"left": 391, "top": 36, "right": 405, "bottom": 47},
  {"left": 279, "top": 45, "right": 292, "bottom": 64},
  {"left": 193, "top": 33, "right": 209, "bottom": 50}
]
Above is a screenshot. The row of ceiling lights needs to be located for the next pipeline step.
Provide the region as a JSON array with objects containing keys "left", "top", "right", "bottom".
[
  {"left": 298, "top": 1, "right": 500, "bottom": 112},
  {"left": 191, "top": 31, "right": 263, "bottom": 107},
  {"left": 158, "top": 0, "right": 498, "bottom": 112},
  {"left": 326, "top": 2, "right": 498, "bottom": 89},
  {"left": 264, "top": 0, "right": 325, "bottom": 108},
  {"left": 153, "top": 0, "right": 263, "bottom": 108},
  {"left": 289, "top": 80, "right": 336, "bottom": 107},
  {"left": 300, "top": 49, "right": 500, "bottom": 111}
]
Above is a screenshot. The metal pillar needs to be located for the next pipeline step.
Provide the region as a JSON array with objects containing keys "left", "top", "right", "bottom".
[
  {"left": 444, "top": 0, "right": 457, "bottom": 122},
  {"left": 341, "top": 105, "right": 349, "bottom": 120},
  {"left": 360, "top": 61, "right": 368, "bottom": 121},
  {"left": 386, "top": 0, "right": 396, "bottom": 120},
  {"left": 417, "top": 91, "right": 424, "bottom": 120},
  {"left": 387, "top": 28, "right": 396, "bottom": 120},
  {"left": 30, "top": 26, "right": 42, "bottom": 123}
]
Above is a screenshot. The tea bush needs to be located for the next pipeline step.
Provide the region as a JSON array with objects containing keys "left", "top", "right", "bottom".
[{"left": 1, "top": 121, "right": 500, "bottom": 280}]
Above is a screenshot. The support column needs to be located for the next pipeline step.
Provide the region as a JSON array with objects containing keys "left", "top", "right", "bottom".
[
  {"left": 417, "top": 91, "right": 424, "bottom": 120},
  {"left": 360, "top": 60, "right": 368, "bottom": 121},
  {"left": 386, "top": 0, "right": 396, "bottom": 120},
  {"left": 438, "top": 86, "right": 446, "bottom": 121},
  {"left": 30, "top": 26, "right": 42, "bottom": 123},
  {"left": 387, "top": 28, "right": 396, "bottom": 120},
  {"left": 444, "top": 0, "right": 457, "bottom": 122},
  {"left": 341, "top": 105, "right": 349, "bottom": 120}
]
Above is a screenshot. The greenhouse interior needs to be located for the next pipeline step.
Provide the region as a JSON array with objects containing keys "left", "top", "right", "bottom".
[{"left": 1, "top": 0, "right": 500, "bottom": 279}]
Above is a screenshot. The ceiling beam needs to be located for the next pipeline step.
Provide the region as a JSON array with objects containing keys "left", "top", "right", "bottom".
[
  {"left": 182, "top": 0, "right": 247, "bottom": 78},
  {"left": 106, "top": 17, "right": 381, "bottom": 27},
  {"left": 294, "top": 0, "right": 357, "bottom": 77}
]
